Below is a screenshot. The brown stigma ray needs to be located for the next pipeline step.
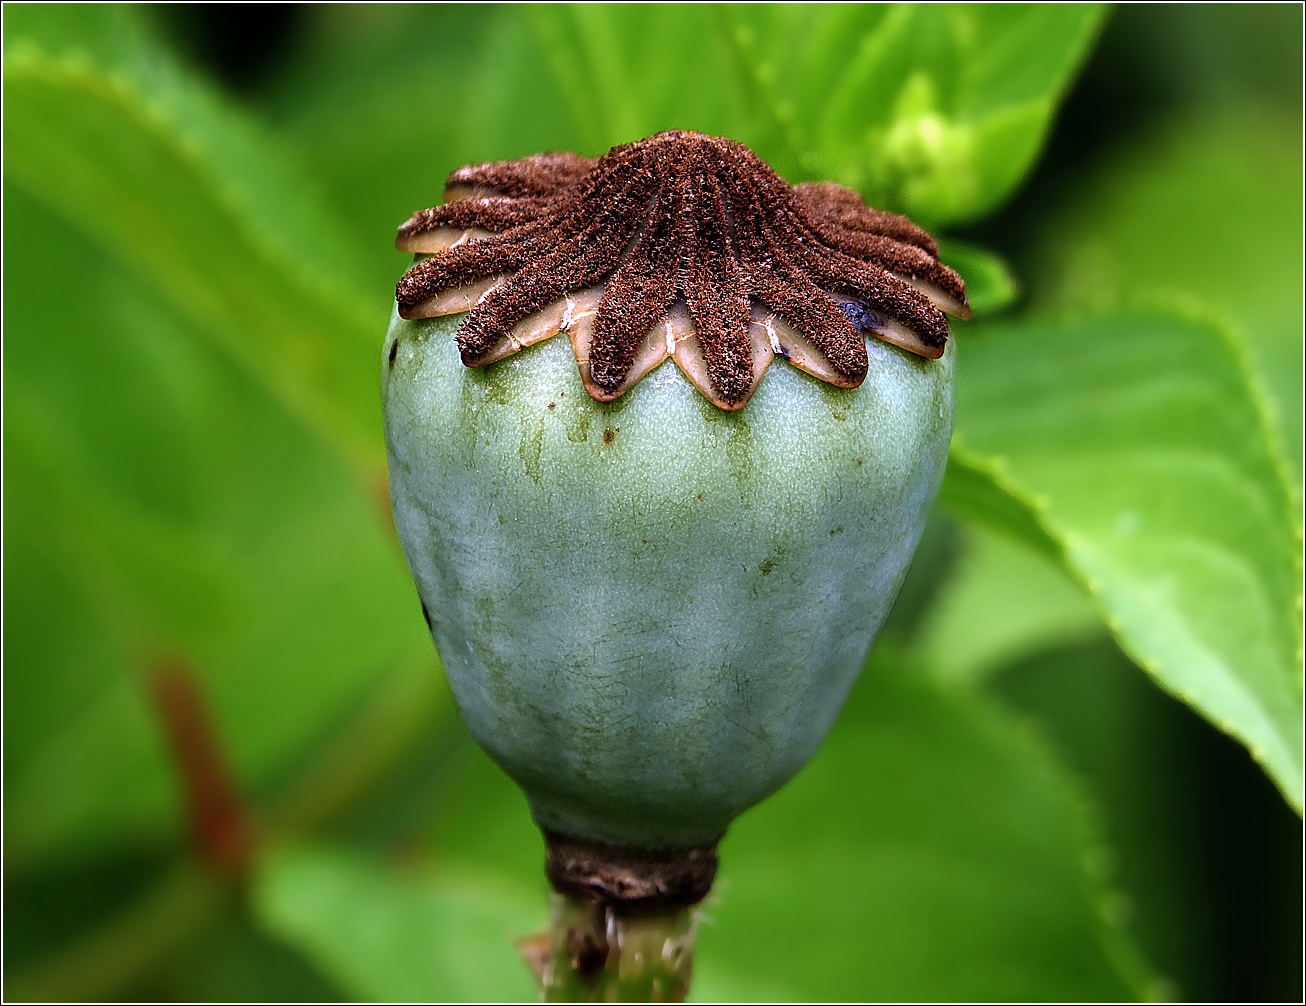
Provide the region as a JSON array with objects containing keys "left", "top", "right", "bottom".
[{"left": 395, "top": 131, "right": 969, "bottom": 411}]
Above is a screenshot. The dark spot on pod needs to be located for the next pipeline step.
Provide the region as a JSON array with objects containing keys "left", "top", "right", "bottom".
[
  {"left": 839, "top": 301, "right": 887, "bottom": 333},
  {"left": 420, "top": 599, "right": 434, "bottom": 633},
  {"left": 830, "top": 526, "right": 844, "bottom": 536},
  {"left": 760, "top": 559, "right": 777, "bottom": 575},
  {"left": 603, "top": 427, "right": 617, "bottom": 444},
  {"left": 548, "top": 402, "right": 557, "bottom": 411},
  {"left": 571, "top": 931, "right": 609, "bottom": 978},
  {"left": 388, "top": 340, "right": 399, "bottom": 368}
]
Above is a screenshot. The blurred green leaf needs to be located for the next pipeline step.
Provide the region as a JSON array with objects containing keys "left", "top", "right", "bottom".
[
  {"left": 949, "top": 310, "right": 1303, "bottom": 810},
  {"left": 4, "top": 862, "right": 228, "bottom": 1002},
  {"left": 938, "top": 238, "right": 1018, "bottom": 316},
  {"left": 254, "top": 845, "right": 543, "bottom": 1003},
  {"left": 3, "top": 4, "right": 383, "bottom": 472},
  {"left": 916, "top": 526, "right": 1103, "bottom": 683},
  {"left": 701, "top": 655, "right": 1155, "bottom": 1001},
  {"left": 255, "top": 661, "right": 1154, "bottom": 1001},
  {"left": 268, "top": 6, "right": 581, "bottom": 297},
  {"left": 990, "top": 635, "right": 1301, "bottom": 1001},
  {"left": 5, "top": 386, "right": 240, "bottom": 653},
  {"left": 523, "top": 4, "right": 752, "bottom": 154},
  {"left": 1023, "top": 112, "right": 1304, "bottom": 477},
  {"left": 270, "top": 3, "right": 1104, "bottom": 264},
  {"left": 2, "top": 4, "right": 440, "bottom": 866},
  {"left": 2, "top": 183, "right": 426, "bottom": 863},
  {"left": 149, "top": 902, "right": 346, "bottom": 1003}
]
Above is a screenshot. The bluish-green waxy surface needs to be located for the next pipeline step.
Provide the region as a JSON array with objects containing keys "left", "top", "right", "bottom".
[{"left": 383, "top": 311, "right": 954, "bottom": 849}]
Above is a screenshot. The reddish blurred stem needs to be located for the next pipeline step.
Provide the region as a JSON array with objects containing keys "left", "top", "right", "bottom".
[{"left": 149, "top": 660, "right": 256, "bottom": 874}]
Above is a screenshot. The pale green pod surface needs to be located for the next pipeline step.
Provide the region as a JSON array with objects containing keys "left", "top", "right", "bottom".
[{"left": 383, "top": 311, "right": 954, "bottom": 850}]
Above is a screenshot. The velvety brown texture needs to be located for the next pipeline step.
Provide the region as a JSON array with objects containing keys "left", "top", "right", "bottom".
[{"left": 395, "top": 131, "right": 967, "bottom": 407}]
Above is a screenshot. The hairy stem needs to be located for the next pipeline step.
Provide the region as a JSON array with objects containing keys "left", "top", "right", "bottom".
[{"left": 524, "top": 892, "right": 698, "bottom": 1002}]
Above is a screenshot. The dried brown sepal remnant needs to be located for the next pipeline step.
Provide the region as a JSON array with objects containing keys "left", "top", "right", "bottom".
[
  {"left": 543, "top": 831, "right": 717, "bottom": 915},
  {"left": 395, "top": 131, "right": 968, "bottom": 410}
]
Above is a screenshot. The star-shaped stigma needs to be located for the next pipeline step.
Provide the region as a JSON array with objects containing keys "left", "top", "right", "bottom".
[{"left": 395, "top": 131, "right": 969, "bottom": 411}]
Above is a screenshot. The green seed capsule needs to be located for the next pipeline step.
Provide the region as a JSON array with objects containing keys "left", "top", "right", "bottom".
[
  {"left": 383, "top": 312, "right": 954, "bottom": 849},
  {"left": 383, "top": 133, "right": 966, "bottom": 919}
]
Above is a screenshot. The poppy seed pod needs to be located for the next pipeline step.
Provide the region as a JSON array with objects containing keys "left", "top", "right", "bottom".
[{"left": 383, "top": 132, "right": 966, "bottom": 916}]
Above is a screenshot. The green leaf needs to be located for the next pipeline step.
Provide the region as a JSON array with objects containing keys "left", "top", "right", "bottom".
[
  {"left": 272, "top": 4, "right": 1104, "bottom": 249},
  {"left": 949, "top": 310, "right": 1303, "bottom": 810},
  {"left": 3, "top": 5, "right": 383, "bottom": 472},
  {"left": 937, "top": 449, "right": 1061, "bottom": 561},
  {"left": 522, "top": 4, "right": 750, "bottom": 155},
  {"left": 1, "top": 7, "right": 442, "bottom": 862},
  {"left": 699, "top": 654, "right": 1155, "bottom": 1001},
  {"left": 254, "top": 845, "right": 543, "bottom": 1003},
  {"left": 524, "top": 4, "right": 1107, "bottom": 222},
  {"left": 991, "top": 635, "right": 1306, "bottom": 1000},
  {"left": 916, "top": 526, "right": 1104, "bottom": 683},
  {"left": 1022, "top": 112, "right": 1304, "bottom": 479},
  {"left": 2, "top": 184, "right": 427, "bottom": 864},
  {"left": 730, "top": 3, "right": 1107, "bottom": 224},
  {"left": 268, "top": 6, "right": 584, "bottom": 298},
  {"left": 938, "top": 238, "right": 1018, "bottom": 316},
  {"left": 522, "top": 4, "right": 1107, "bottom": 224},
  {"left": 5, "top": 397, "right": 238, "bottom": 655},
  {"left": 256, "top": 660, "right": 1154, "bottom": 1001}
]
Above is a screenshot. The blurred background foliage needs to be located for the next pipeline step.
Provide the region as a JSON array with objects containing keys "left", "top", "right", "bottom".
[{"left": 3, "top": 4, "right": 1301, "bottom": 1002}]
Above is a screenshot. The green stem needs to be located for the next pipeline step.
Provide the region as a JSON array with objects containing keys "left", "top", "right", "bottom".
[{"left": 528, "top": 892, "right": 698, "bottom": 1003}]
